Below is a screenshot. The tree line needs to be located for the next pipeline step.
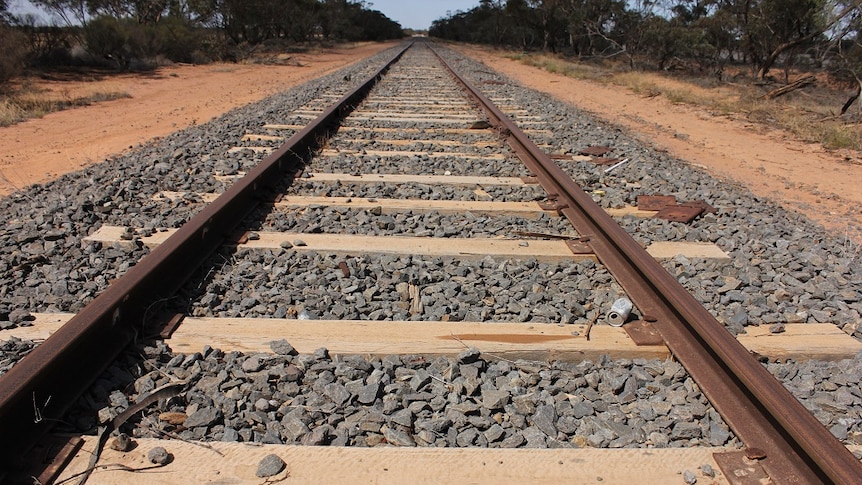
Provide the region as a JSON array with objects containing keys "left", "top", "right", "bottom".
[
  {"left": 430, "top": 0, "right": 862, "bottom": 86},
  {"left": 0, "top": 0, "right": 403, "bottom": 82}
]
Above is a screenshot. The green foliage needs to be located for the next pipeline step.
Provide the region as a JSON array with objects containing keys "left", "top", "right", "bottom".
[
  {"left": 430, "top": 0, "right": 862, "bottom": 83},
  {"left": 12, "top": 0, "right": 403, "bottom": 74},
  {"left": 83, "top": 16, "right": 131, "bottom": 68}
]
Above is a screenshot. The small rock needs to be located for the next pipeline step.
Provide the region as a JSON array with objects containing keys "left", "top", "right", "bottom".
[
  {"left": 147, "top": 446, "right": 171, "bottom": 465},
  {"left": 458, "top": 347, "right": 481, "bottom": 364},
  {"left": 242, "top": 355, "right": 264, "bottom": 372},
  {"left": 256, "top": 454, "right": 286, "bottom": 478},
  {"left": 293, "top": 239, "right": 307, "bottom": 247},
  {"left": 357, "top": 381, "right": 382, "bottom": 404},
  {"left": 683, "top": 469, "right": 697, "bottom": 484},
  {"left": 270, "top": 339, "right": 297, "bottom": 355},
  {"left": 671, "top": 421, "right": 701, "bottom": 440},
  {"left": 109, "top": 433, "right": 132, "bottom": 452},
  {"left": 222, "top": 427, "right": 239, "bottom": 442},
  {"left": 254, "top": 398, "right": 271, "bottom": 412},
  {"left": 768, "top": 323, "right": 786, "bottom": 334},
  {"left": 500, "top": 432, "right": 526, "bottom": 447},
  {"left": 280, "top": 240, "right": 293, "bottom": 249},
  {"left": 383, "top": 426, "right": 416, "bottom": 446},
  {"left": 183, "top": 406, "right": 222, "bottom": 428},
  {"left": 302, "top": 425, "right": 333, "bottom": 446},
  {"left": 324, "top": 382, "right": 351, "bottom": 405},
  {"left": 8, "top": 309, "right": 32, "bottom": 325},
  {"left": 482, "top": 389, "right": 510, "bottom": 410},
  {"left": 298, "top": 309, "right": 319, "bottom": 320},
  {"left": 390, "top": 409, "right": 414, "bottom": 428},
  {"left": 484, "top": 424, "right": 505, "bottom": 442},
  {"left": 701, "top": 464, "right": 715, "bottom": 478},
  {"left": 532, "top": 404, "right": 557, "bottom": 437}
]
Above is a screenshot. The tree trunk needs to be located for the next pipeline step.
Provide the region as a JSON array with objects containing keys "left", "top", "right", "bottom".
[
  {"left": 757, "top": 2, "right": 862, "bottom": 80},
  {"left": 756, "top": 39, "right": 808, "bottom": 80},
  {"left": 841, "top": 75, "right": 862, "bottom": 115}
]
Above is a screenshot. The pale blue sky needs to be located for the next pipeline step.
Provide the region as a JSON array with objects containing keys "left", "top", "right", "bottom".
[
  {"left": 368, "top": 1, "right": 480, "bottom": 30},
  {"left": 9, "top": 1, "right": 482, "bottom": 30}
]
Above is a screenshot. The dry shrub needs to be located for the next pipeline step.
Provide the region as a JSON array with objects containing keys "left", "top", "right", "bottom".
[
  {"left": 0, "top": 26, "right": 28, "bottom": 85},
  {"left": 513, "top": 52, "right": 862, "bottom": 150}
]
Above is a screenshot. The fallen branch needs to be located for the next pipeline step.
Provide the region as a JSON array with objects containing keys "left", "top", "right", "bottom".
[{"left": 763, "top": 75, "right": 816, "bottom": 99}]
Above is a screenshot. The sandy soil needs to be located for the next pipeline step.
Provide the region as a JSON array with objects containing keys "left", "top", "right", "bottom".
[
  {"left": 455, "top": 45, "right": 862, "bottom": 246},
  {"left": 0, "top": 41, "right": 398, "bottom": 194},
  {"left": 1, "top": 40, "right": 860, "bottom": 245}
]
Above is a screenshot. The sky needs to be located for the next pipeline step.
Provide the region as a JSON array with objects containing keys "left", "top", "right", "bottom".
[
  {"left": 8, "top": 0, "right": 481, "bottom": 30},
  {"left": 368, "top": 0, "right": 480, "bottom": 30}
]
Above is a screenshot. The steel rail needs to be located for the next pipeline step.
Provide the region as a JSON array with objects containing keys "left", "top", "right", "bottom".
[
  {"left": 431, "top": 44, "right": 862, "bottom": 484},
  {"left": 0, "top": 41, "right": 413, "bottom": 476}
]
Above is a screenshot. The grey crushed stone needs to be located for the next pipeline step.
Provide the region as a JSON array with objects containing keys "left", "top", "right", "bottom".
[
  {"left": 256, "top": 453, "right": 286, "bottom": 477},
  {"left": 58, "top": 341, "right": 741, "bottom": 451},
  {"left": 147, "top": 446, "right": 171, "bottom": 465}
]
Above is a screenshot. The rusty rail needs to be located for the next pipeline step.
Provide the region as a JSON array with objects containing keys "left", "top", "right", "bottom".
[
  {"left": 431, "top": 45, "right": 862, "bottom": 484},
  {"left": 0, "top": 42, "right": 412, "bottom": 476}
]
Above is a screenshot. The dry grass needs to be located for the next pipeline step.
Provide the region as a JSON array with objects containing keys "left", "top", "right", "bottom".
[
  {"left": 510, "top": 52, "right": 862, "bottom": 151},
  {"left": 0, "top": 82, "right": 131, "bottom": 127}
]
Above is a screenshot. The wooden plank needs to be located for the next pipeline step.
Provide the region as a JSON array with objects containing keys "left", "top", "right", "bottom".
[
  {"left": 737, "top": 324, "right": 862, "bottom": 361},
  {"left": 645, "top": 241, "right": 730, "bottom": 260},
  {"left": 339, "top": 116, "right": 483, "bottom": 124},
  {"left": 214, "top": 173, "right": 529, "bottom": 185},
  {"left": 352, "top": 111, "right": 478, "bottom": 118},
  {"left": 8, "top": 314, "right": 664, "bottom": 361},
  {"left": 171, "top": 319, "right": 658, "bottom": 360},
  {"left": 334, "top": 139, "right": 502, "bottom": 147},
  {"left": 244, "top": 233, "right": 583, "bottom": 261},
  {"left": 58, "top": 437, "right": 733, "bottom": 485},
  {"left": 83, "top": 227, "right": 587, "bottom": 262},
  {"left": 82, "top": 225, "right": 130, "bottom": 245},
  {"left": 606, "top": 206, "right": 659, "bottom": 218},
  {"left": 241, "top": 134, "right": 284, "bottom": 142},
  {"left": 362, "top": 100, "right": 470, "bottom": 106},
  {"left": 298, "top": 173, "right": 528, "bottom": 186},
  {"left": 262, "top": 124, "right": 553, "bottom": 135},
  {"left": 9, "top": 315, "right": 861, "bottom": 362},
  {"left": 295, "top": 110, "right": 476, "bottom": 118},
  {"left": 275, "top": 196, "right": 556, "bottom": 217},
  {"left": 85, "top": 226, "right": 729, "bottom": 263},
  {"left": 154, "top": 192, "right": 655, "bottom": 219},
  {"left": 320, "top": 148, "right": 508, "bottom": 160},
  {"left": 227, "top": 146, "right": 273, "bottom": 154},
  {"left": 262, "top": 123, "right": 304, "bottom": 130}
]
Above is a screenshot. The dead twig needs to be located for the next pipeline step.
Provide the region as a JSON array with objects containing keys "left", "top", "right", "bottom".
[
  {"left": 75, "top": 382, "right": 186, "bottom": 485},
  {"left": 584, "top": 313, "right": 600, "bottom": 341},
  {"left": 56, "top": 462, "right": 170, "bottom": 484},
  {"left": 141, "top": 416, "right": 225, "bottom": 456}
]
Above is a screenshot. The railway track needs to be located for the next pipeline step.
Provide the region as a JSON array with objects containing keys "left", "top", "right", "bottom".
[{"left": 0, "top": 40, "right": 861, "bottom": 483}]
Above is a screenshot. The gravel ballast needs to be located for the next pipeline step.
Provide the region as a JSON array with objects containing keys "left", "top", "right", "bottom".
[{"left": 0, "top": 41, "right": 858, "bottom": 454}]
